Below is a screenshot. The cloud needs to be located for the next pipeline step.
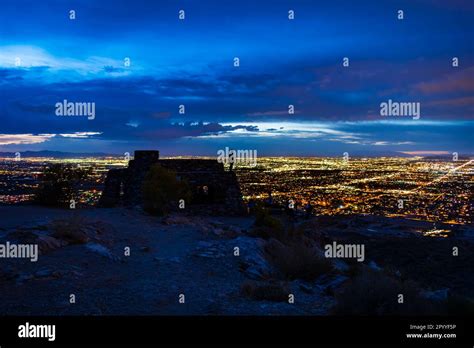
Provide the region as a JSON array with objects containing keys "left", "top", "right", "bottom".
[
  {"left": 206, "top": 121, "right": 361, "bottom": 142},
  {"left": 0, "top": 132, "right": 100, "bottom": 145},
  {"left": 58, "top": 132, "right": 102, "bottom": 138},
  {"left": 425, "top": 96, "right": 474, "bottom": 107},
  {"left": 0, "top": 134, "right": 55, "bottom": 145},
  {"left": 207, "top": 120, "right": 473, "bottom": 151},
  {"left": 373, "top": 141, "right": 414, "bottom": 146},
  {"left": 246, "top": 110, "right": 297, "bottom": 117},
  {"left": 0, "top": 45, "right": 134, "bottom": 80},
  {"left": 413, "top": 66, "right": 474, "bottom": 95},
  {"left": 2, "top": 48, "right": 473, "bottom": 125},
  {"left": 139, "top": 122, "right": 259, "bottom": 140},
  {"left": 399, "top": 151, "right": 451, "bottom": 155}
]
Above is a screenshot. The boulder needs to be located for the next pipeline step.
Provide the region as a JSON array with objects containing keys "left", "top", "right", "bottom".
[
  {"left": 233, "top": 236, "right": 274, "bottom": 280},
  {"left": 36, "top": 235, "right": 66, "bottom": 254}
]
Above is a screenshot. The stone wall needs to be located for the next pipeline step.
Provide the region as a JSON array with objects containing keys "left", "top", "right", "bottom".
[
  {"left": 99, "top": 150, "right": 245, "bottom": 215},
  {"left": 98, "top": 168, "right": 126, "bottom": 207}
]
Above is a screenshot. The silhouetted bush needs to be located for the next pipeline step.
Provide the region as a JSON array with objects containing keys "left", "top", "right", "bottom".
[
  {"left": 334, "top": 268, "right": 436, "bottom": 315},
  {"left": 142, "top": 164, "right": 191, "bottom": 216},
  {"left": 241, "top": 280, "right": 290, "bottom": 302},
  {"left": 265, "top": 236, "right": 333, "bottom": 281},
  {"left": 50, "top": 216, "right": 90, "bottom": 244},
  {"left": 34, "top": 164, "right": 90, "bottom": 207},
  {"left": 443, "top": 294, "right": 474, "bottom": 315},
  {"left": 251, "top": 204, "right": 285, "bottom": 240}
]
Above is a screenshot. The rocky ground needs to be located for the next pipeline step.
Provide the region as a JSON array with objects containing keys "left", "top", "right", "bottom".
[{"left": 0, "top": 206, "right": 473, "bottom": 315}]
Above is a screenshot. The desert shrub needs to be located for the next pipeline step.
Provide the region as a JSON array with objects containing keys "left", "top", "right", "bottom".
[
  {"left": 241, "top": 280, "right": 289, "bottom": 302},
  {"left": 333, "top": 268, "right": 436, "bottom": 315},
  {"left": 285, "top": 223, "right": 310, "bottom": 240},
  {"left": 265, "top": 237, "right": 333, "bottom": 281},
  {"left": 35, "top": 164, "right": 91, "bottom": 207},
  {"left": 50, "top": 216, "right": 89, "bottom": 244},
  {"left": 251, "top": 204, "right": 285, "bottom": 240},
  {"left": 142, "top": 164, "right": 191, "bottom": 216},
  {"left": 443, "top": 294, "right": 474, "bottom": 315}
]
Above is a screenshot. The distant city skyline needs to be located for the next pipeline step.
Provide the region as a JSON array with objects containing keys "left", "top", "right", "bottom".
[{"left": 0, "top": 0, "right": 473, "bottom": 156}]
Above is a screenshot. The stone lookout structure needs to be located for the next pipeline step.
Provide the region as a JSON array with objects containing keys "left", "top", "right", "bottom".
[{"left": 99, "top": 150, "right": 245, "bottom": 215}]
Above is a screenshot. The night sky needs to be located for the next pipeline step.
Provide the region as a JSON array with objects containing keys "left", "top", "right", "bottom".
[{"left": 0, "top": 0, "right": 473, "bottom": 156}]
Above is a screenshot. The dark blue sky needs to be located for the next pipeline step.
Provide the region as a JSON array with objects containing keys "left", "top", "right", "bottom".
[{"left": 0, "top": 0, "right": 473, "bottom": 156}]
